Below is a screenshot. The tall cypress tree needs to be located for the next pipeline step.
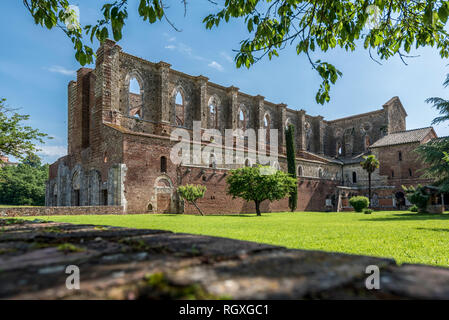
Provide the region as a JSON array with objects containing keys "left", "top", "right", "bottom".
[{"left": 285, "top": 124, "right": 297, "bottom": 211}]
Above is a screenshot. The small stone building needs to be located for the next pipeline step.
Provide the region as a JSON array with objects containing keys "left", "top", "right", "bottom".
[
  {"left": 0, "top": 155, "right": 17, "bottom": 167},
  {"left": 46, "top": 40, "right": 437, "bottom": 214}
]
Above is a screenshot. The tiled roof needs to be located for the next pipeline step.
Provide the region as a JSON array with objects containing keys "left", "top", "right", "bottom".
[
  {"left": 370, "top": 127, "right": 434, "bottom": 148},
  {"left": 339, "top": 152, "right": 370, "bottom": 164}
]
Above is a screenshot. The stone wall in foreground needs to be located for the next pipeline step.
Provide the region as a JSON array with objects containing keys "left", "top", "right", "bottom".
[
  {"left": 1, "top": 218, "right": 449, "bottom": 299},
  {"left": 0, "top": 206, "right": 124, "bottom": 217}
]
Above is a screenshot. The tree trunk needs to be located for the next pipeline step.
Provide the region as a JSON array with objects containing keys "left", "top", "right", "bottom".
[
  {"left": 191, "top": 201, "right": 204, "bottom": 216},
  {"left": 255, "top": 201, "right": 261, "bottom": 216},
  {"left": 368, "top": 172, "right": 372, "bottom": 208}
]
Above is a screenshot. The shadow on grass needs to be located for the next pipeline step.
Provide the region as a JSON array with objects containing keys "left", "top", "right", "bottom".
[
  {"left": 360, "top": 213, "right": 449, "bottom": 222},
  {"left": 157, "top": 214, "right": 265, "bottom": 218},
  {"left": 416, "top": 227, "right": 449, "bottom": 232}
]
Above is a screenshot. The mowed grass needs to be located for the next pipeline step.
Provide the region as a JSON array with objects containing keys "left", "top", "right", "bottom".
[{"left": 21, "top": 211, "right": 449, "bottom": 267}]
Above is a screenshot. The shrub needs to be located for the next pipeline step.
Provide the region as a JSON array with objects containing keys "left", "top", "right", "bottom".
[
  {"left": 402, "top": 185, "right": 430, "bottom": 213},
  {"left": 177, "top": 184, "right": 207, "bottom": 215},
  {"left": 409, "top": 204, "right": 419, "bottom": 212},
  {"left": 349, "top": 196, "right": 369, "bottom": 212},
  {"left": 364, "top": 209, "right": 373, "bottom": 215}
]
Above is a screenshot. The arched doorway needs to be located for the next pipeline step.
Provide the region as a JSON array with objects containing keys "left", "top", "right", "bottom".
[
  {"left": 153, "top": 175, "right": 174, "bottom": 213},
  {"left": 395, "top": 191, "right": 405, "bottom": 209}
]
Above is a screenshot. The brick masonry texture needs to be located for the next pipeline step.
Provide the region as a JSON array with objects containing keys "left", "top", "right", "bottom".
[
  {"left": 1, "top": 218, "right": 449, "bottom": 299},
  {"left": 45, "top": 40, "right": 438, "bottom": 214}
]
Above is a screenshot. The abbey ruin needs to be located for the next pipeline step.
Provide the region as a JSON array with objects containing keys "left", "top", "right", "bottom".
[{"left": 46, "top": 40, "right": 438, "bottom": 214}]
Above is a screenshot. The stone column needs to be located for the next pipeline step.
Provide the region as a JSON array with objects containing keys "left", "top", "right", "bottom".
[
  {"left": 253, "top": 95, "right": 265, "bottom": 130},
  {"left": 196, "top": 75, "right": 209, "bottom": 130},
  {"left": 227, "top": 86, "right": 239, "bottom": 130},
  {"left": 95, "top": 39, "right": 121, "bottom": 122},
  {"left": 297, "top": 109, "right": 306, "bottom": 152},
  {"left": 278, "top": 103, "right": 287, "bottom": 154},
  {"left": 67, "top": 81, "right": 77, "bottom": 155},
  {"left": 316, "top": 115, "right": 324, "bottom": 154},
  {"left": 108, "top": 164, "right": 127, "bottom": 211},
  {"left": 157, "top": 61, "right": 171, "bottom": 124}
]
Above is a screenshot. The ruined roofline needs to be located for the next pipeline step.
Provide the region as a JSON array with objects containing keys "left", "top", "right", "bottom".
[
  {"left": 386, "top": 126, "right": 434, "bottom": 135},
  {"left": 383, "top": 96, "right": 408, "bottom": 117},
  {"left": 326, "top": 108, "right": 385, "bottom": 123},
  {"left": 97, "top": 41, "right": 407, "bottom": 125},
  {"left": 118, "top": 50, "right": 290, "bottom": 108}
]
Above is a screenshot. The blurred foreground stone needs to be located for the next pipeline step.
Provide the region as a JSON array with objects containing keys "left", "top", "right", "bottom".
[{"left": 0, "top": 218, "right": 448, "bottom": 300}]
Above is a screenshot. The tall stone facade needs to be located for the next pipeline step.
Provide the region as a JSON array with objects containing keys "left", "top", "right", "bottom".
[{"left": 46, "top": 40, "right": 437, "bottom": 214}]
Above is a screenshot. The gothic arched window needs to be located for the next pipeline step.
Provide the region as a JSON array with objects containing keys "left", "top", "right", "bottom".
[
  {"left": 175, "top": 91, "right": 184, "bottom": 126},
  {"left": 128, "top": 77, "right": 143, "bottom": 119},
  {"left": 160, "top": 156, "right": 167, "bottom": 173},
  {"left": 264, "top": 113, "right": 271, "bottom": 145}
]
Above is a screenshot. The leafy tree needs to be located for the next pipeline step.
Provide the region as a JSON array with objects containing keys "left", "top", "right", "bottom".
[
  {"left": 177, "top": 184, "right": 207, "bottom": 216},
  {"left": 360, "top": 154, "right": 380, "bottom": 207},
  {"left": 24, "top": 1, "right": 449, "bottom": 104},
  {"left": 416, "top": 138, "right": 449, "bottom": 191},
  {"left": 349, "top": 196, "right": 369, "bottom": 212},
  {"left": 416, "top": 74, "right": 449, "bottom": 191},
  {"left": 0, "top": 98, "right": 49, "bottom": 162},
  {"left": 285, "top": 124, "right": 297, "bottom": 212},
  {"left": 0, "top": 156, "right": 49, "bottom": 206},
  {"left": 23, "top": 153, "right": 42, "bottom": 168},
  {"left": 402, "top": 185, "right": 430, "bottom": 212},
  {"left": 226, "top": 165, "right": 296, "bottom": 216},
  {"left": 425, "top": 73, "right": 449, "bottom": 125}
]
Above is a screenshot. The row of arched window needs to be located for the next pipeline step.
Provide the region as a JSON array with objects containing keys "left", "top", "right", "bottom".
[
  {"left": 128, "top": 76, "right": 381, "bottom": 157},
  {"left": 335, "top": 135, "right": 371, "bottom": 157},
  {"left": 128, "top": 75, "right": 187, "bottom": 126},
  {"left": 127, "top": 75, "right": 278, "bottom": 134}
]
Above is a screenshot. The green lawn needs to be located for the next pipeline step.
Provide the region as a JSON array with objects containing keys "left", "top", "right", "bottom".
[{"left": 21, "top": 211, "right": 449, "bottom": 267}]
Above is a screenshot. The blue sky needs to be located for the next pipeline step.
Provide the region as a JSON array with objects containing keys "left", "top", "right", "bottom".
[{"left": 2, "top": 1, "right": 449, "bottom": 164}]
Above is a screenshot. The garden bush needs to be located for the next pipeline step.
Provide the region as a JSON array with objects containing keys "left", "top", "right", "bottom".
[
  {"left": 177, "top": 184, "right": 207, "bottom": 215},
  {"left": 409, "top": 204, "right": 419, "bottom": 212},
  {"left": 349, "top": 196, "right": 369, "bottom": 212},
  {"left": 364, "top": 209, "right": 373, "bottom": 215},
  {"left": 402, "top": 185, "right": 430, "bottom": 213}
]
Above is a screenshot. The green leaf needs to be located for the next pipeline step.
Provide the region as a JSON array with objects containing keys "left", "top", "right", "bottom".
[
  {"left": 439, "top": 4, "right": 449, "bottom": 23},
  {"left": 424, "top": 4, "right": 434, "bottom": 25}
]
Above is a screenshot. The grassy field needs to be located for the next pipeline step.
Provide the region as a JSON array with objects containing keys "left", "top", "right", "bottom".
[{"left": 21, "top": 211, "right": 449, "bottom": 267}]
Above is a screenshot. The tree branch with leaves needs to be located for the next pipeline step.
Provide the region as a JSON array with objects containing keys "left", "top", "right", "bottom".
[
  {"left": 24, "top": 0, "right": 449, "bottom": 104},
  {"left": 0, "top": 98, "right": 49, "bottom": 162}
]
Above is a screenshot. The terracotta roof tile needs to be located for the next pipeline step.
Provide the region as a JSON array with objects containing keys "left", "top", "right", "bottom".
[{"left": 370, "top": 127, "right": 433, "bottom": 148}]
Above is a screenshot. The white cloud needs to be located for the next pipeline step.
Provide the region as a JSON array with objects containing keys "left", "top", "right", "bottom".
[
  {"left": 208, "top": 61, "right": 224, "bottom": 72},
  {"left": 220, "top": 52, "right": 234, "bottom": 64},
  {"left": 46, "top": 65, "right": 76, "bottom": 76},
  {"left": 163, "top": 39, "right": 225, "bottom": 71},
  {"left": 37, "top": 145, "right": 67, "bottom": 157}
]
